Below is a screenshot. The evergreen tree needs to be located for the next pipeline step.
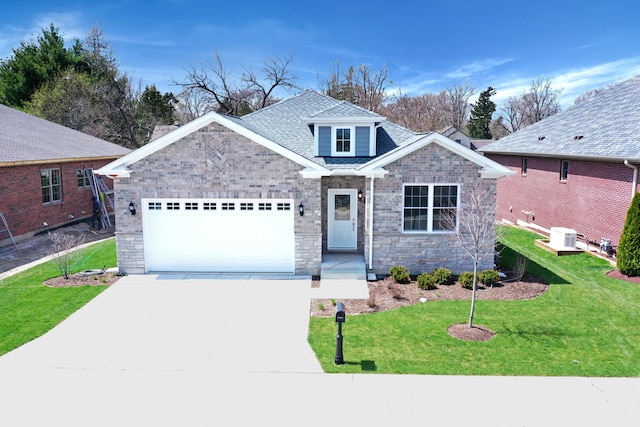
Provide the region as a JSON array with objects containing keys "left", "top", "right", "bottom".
[
  {"left": 617, "top": 193, "right": 640, "bottom": 276},
  {"left": 467, "top": 86, "right": 496, "bottom": 139},
  {"left": 0, "top": 24, "right": 81, "bottom": 108}
]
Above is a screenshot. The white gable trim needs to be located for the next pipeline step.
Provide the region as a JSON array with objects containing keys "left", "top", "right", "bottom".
[
  {"left": 96, "top": 112, "right": 328, "bottom": 176},
  {"left": 357, "top": 132, "right": 514, "bottom": 178}
]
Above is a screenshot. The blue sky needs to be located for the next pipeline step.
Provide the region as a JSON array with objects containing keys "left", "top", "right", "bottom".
[{"left": 2, "top": 0, "right": 640, "bottom": 108}]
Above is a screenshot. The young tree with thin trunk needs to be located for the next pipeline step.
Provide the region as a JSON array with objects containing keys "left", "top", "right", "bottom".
[{"left": 445, "top": 178, "right": 502, "bottom": 328}]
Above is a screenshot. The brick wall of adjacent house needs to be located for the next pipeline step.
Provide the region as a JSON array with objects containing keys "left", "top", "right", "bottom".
[
  {"left": 487, "top": 154, "right": 637, "bottom": 247},
  {"left": 0, "top": 160, "right": 114, "bottom": 245},
  {"left": 364, "top": 143, "right": 497, "bottom": 275},
  {"left": 112, "top": 121, "right": 323, "bottom": 275}
]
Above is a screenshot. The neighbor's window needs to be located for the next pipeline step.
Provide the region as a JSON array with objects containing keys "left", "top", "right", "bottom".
[
  {"left": 333, "top": 127, "right": 354, "bottom": 156},
  {"left": 76, "top": 169, "right": 90, "bottom": 188},
  {"left": 41, "top": 168, "right": 62, "bottom": 204},
  {"left": 560, "top": 160, "right": 569, "bottom": 181},
  {"left": 521, "top": 158, "right": 528, "bottom": 175},
  {"left": 403, "top": 184, "right": 458, "bottom": 232}
]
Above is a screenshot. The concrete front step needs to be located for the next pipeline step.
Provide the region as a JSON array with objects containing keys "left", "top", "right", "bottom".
[{"left": 320, "top": 253, "right": 367, "bottom": 280}]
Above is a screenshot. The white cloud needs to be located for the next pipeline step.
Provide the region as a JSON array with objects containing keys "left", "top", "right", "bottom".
[
  {"left": 446, "top": 57, "right": 515, "bottom": 80},
  {"left": 490, "top": 57, "right": 640, "bottom": 108}
]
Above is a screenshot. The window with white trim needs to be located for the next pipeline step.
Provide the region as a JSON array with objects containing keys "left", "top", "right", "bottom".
[
  {"left": 41, "top": 168, "right": 62, "bottom": 204},
  {"left": 403, "top": 184, "right": 458, "bottom": 232},
  {"left": 332, "top": 126, "right": 355, "bottom": 156}
]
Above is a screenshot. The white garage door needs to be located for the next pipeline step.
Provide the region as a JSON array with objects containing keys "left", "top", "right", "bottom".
[{"left": 142, "top": 198, "right": 295, "bottom": 273}]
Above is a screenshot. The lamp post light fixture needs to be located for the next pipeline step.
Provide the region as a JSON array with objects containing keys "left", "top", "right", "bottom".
[
  {"left": 298, "top": 202, "right": 304, "bottom": 216},
  {"left": 128, "top": 201, "right": 137, "bottom": 215}
]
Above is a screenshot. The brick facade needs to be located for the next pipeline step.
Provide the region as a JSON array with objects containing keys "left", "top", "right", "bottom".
[
  {"left": 0, "top": 160, "right": 114, "bottom": 244},
  {"left": 487, "top": 154, "right": 637, "bottom": 246},
  {"left": 112, "top": 122, "right": 323, "bottom": 275},
  {"left": 365, "top": 144, "right": 497, "bottom": 275}
]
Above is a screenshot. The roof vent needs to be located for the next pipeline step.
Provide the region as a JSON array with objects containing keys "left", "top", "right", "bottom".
[
  {"left": 574, "top": 135, "right": 584, "bottom": 140},
  {"left": 538, "top": 136, "right": 545, "bottom": 141}
]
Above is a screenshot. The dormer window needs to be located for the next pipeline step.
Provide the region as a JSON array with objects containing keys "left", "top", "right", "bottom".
[{"left": 333, "top": 127, "right": 355, "bottom": 156}]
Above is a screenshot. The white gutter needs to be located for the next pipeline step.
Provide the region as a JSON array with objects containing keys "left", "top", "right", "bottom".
[
  {"left": 368, "top": 174, "right": 375, "bottom": 271},
  {"left": 624, "top": 160, "right": 638, "bottom": 198}
]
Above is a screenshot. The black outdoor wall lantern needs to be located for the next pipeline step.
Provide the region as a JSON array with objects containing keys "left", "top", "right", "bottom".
[
  {"left": 298, "top": 202, "right": 304, "bottom": 216},
  {"left": 358, "top": 189, "right": 364, "bottom": 201},
  {"left": 128, "top": 201, "right": 137, "bottom": 215}
]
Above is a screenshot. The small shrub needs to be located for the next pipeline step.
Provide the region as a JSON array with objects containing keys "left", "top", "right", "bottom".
[
  {"left": 331, "top": 299, "right": 337, "bottom": 306},
  {"left": 479, "top": 270, "right": 500, "bottom": 287},
  {"left": 458, "top": 272, "right": 477, "bottom": 290},
  {"left": 389, "top": 283, "right": 402, "bottom": 299},
  {"left": 431, "top": 267, "right": 452, "bottom": 285},
  {"left": 389, "top": 265, "right": 410, "bottom": 284},
  {"left": 514, "top": 253, "right": 528, "bottom": 281},
  {"left": 317, "top": 303, "right": 325, "bottom": 311},
  {"left": 417, "top": 273, "right": 437, "bottom": 290},
  {"left": 367, "top": 295, "right": 377, "bottom": 308}
]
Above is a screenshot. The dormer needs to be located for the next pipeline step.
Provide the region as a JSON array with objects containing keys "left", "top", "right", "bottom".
[{"left": 304, "top": 102, "right": 385, "bottom": 158}]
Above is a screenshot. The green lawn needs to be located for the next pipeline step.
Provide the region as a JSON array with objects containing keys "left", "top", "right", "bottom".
[
  {"left": 0, "top": 239, "right": 116, "bottom": 356},
  {"left": 308, "top": 226, "right": 640, "bottom": 376}
]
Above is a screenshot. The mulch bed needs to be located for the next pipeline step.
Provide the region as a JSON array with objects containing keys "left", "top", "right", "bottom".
[
  {"left": 43, "top": 271, "right": 121, "bottom": 287},
  {"left": 310, "top": 273, "right": 549, "bottom": 318}
]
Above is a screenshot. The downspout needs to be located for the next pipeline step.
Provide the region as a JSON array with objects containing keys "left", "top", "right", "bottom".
[
  {"left": 368, "top": 174, "right": 375, "bottom": 271},
  {"left": 624, "top": 160, "right": 638, "bottom": 199}
]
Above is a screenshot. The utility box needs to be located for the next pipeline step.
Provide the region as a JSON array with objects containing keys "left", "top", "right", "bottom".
[{"left": 549, "top": 227, "right": 577, "bottom": 249}]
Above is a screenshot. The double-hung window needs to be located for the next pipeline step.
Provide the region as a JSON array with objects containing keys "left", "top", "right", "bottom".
[
  {"left": 332, "top": 127, "right": 355, "bottom": 156},
  {"left": 41, "top": 168, "right": 62, "bottom": 204},
  {"left": 403, "top": 184, "right": 458, "bottom": 232},
  {"left": 76, "top": 169, "right": 90, "bottom": 188}
]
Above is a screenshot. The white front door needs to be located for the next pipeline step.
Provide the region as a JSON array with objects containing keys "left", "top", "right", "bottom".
[{"left": 328, "top": 189, "right": 357, "bottom": 250}]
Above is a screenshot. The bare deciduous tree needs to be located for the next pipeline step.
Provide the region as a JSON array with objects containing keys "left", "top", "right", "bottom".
[
  {"left": 319, "top": 60, "right": 390, "bottom": 112},
  {"left": 445, "top": 178, "right": 502, "bottom": 328},
  {"left": 47, "top": 232, "right": 86, "bottom": 279},
  {"left": 499, "top": 76, "right": 561, "bottom": 133},
  {"left": 174, "top": 52, "right": 297, "bottom": 116},
  {"left": 381, "top": 91, "right": 447, "bottom": 132},
  {"left": 441, "top": 80, "right": 476, "bottom": 130}
]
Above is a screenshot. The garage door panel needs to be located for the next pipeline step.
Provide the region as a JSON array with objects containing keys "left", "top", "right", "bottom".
[{"left": 142, "top": 199, "right": 294, "bottom": 273}]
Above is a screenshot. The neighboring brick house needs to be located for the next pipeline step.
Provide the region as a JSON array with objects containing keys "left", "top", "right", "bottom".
[
  {"left": 0, "top": 104, "right": 130, "bottom": 245},
  {"left": 97, "top": 90, "right": 511, "bottom": 276},
  {"left": 481, "top": 75, "right": 640, "bottom": 249}
]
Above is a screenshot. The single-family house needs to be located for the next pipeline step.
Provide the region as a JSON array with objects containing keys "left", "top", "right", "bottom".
[
  {"left": 97, "top": 90, "right": 512, "bottom": 276},
  {"left": 0, "top": 104, "right": 130, "bottom": 245},
  {"left": 481, "top": 75, "right": 640, "bottom": 250}
]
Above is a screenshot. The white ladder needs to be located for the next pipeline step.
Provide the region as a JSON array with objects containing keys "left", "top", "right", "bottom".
[
  {"left": 0, "top": 211, "right": 18, "bottom": 252},
  {"left": 84, "top": 167, "right": 114, "bottom": 228}
]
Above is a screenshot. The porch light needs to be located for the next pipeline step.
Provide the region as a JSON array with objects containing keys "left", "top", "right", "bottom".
[
  {"left": 298, "top": 202, "right": 304, "bottom": 216},
  {"left": 128, "top": 201, "right": 137, "bottom": 216},
  {"left": 358, "top": 189, "right": 364, "bottom": 201}
]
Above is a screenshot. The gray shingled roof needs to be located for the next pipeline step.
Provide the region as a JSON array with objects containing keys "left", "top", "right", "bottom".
[
  {"left": 0, "top": 104, "right": 130, "bottom": 165},
  {"left": 238, "top": 90, "right": 416, "bottom": 168},
  {"left": 481, "top": 75, "right": 640, "bottom": 161}
]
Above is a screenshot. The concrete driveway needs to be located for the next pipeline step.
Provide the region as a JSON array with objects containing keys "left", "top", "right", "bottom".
[
  {"left": 0, "top": 274, "right": 322, "bottom": 374},
  {"left": 1, "top": 274, "right": 639, "bottom": 426}
]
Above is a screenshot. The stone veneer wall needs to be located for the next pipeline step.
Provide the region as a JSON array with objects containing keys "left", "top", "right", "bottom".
[
  {"left": 113, "top": 121, "right": 322, "bottom": 275},
  {"left": 364, "top": 143, "right": 497, "bottom": 275}
]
